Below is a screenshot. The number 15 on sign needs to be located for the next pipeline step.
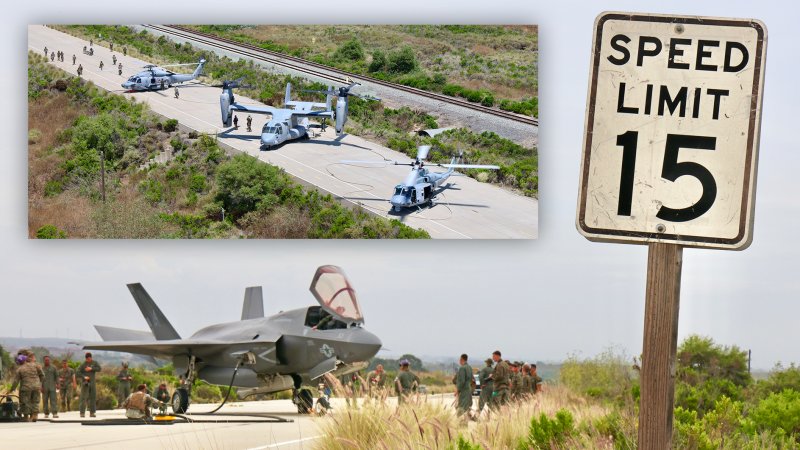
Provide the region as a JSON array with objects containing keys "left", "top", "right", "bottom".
[{"left": 577, "top": 13, "right": 767, "bottom": 249}]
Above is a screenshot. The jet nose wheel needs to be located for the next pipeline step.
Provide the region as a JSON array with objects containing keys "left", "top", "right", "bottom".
[{"left": 171, "top": 388, "right": 190, "bottom": 414}]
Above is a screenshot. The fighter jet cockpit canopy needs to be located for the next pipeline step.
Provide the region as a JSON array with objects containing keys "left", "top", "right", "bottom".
[{"left": 309, "top": 265, "right": 363, "bottom": 325}]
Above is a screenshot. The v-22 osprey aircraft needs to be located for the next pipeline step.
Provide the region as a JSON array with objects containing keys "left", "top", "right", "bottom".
[
  {"left": 219, "top": 79, "right": 379, "bottom": 149},
  {"left": 122, "top": 59, "right": 206, "bottom": 91},
  {"left": 84, "top": 265, "right": 381, "bottom": 414}
]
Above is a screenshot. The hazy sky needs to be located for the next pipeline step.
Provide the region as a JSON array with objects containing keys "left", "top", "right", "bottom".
[{"left": 4, "top": 0, "right": 799, "bottom": 370}]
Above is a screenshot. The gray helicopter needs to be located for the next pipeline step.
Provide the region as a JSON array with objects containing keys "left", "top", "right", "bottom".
[
  {"left": 219, "top": 78, "right": 379, "bottom": 149},
  {"left": 83, "top": 265, "right": 381, "bottom": 414},
  {"left": 345, "top": 145, "right": 499, "bottom": 212},
  {"left": 121, "top": 58, "right": 206, "bottom": 91}
]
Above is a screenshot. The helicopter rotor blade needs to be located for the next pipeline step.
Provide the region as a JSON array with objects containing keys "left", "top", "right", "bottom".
[
  {"left": 338, "top": 160, "right": 411, "bottom": 166},
  {"left": 438, "top": 163, "right": 500, "bottom": 170},
  {"left": 416, "top": 145, "right": 432, "bottom": 161}
]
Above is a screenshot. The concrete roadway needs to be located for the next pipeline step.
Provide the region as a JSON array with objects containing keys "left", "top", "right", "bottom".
[
  {"left": 28, "top": 25, "right": 538, "bottom": 239},
  {"left": 0, "top": 395, "right": 460, "bottom": 449}
]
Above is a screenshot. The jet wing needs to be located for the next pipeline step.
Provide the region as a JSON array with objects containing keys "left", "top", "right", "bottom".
[{"left": 84, "top": 336, "right": 281, "bottom": 359}]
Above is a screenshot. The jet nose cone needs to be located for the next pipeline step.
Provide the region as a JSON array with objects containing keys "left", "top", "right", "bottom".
[{"left": 357, "top": 330, "right": 382, "bottom": 360}]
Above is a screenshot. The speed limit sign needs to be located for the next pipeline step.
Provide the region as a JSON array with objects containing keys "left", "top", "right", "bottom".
[{"left": 577, "top": 12, "right": 767, "bottom": 249}]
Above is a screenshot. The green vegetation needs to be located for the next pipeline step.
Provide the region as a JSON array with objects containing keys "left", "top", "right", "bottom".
[
  {"left": 53, "top": 25, "right": 537, "bottom": 197},
  {"left": 28, "top": 51, "right": 429, "bottom": 238},
  {"left": 559, "top": 336, "right": 800, "bottom": 448},
  {"left": 187, "top": 25, "right": 538, "bottom": 117}
]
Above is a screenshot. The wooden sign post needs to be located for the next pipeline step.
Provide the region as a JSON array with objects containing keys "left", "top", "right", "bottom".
[
  {"left": 577, "top": 12, "right": 767, "bottom": 448},
  {"left": 640, "top": 243, "right": 682, "bottom": 448}
]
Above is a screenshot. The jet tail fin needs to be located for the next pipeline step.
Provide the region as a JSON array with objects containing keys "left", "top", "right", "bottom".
[
  {"left": 241, "top": 286, "right": 264, "bottom": 320},
  {"left": 126, "top": 283, "right": 181, "bottom": 341}
]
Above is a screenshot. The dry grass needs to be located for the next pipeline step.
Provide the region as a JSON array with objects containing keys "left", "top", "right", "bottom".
[
  {"left": 234, "top": 25, "right": 538, "bottom": 99},
  {"left": 239, "top": 205, "right": 312, "bottom": 238},
  {"left": 315, "top": 384, "right": 615, "bottom": 450}
]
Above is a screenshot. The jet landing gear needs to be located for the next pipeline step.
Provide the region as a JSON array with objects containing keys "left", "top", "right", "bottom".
[
  {"left": 172, "top": 355, "right": 196, "bottom": 414},
  {"left": 290, "top": 374, "right": 313, "bottom": 414}
]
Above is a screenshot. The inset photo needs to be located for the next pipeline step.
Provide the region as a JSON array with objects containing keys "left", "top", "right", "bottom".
[{"left": 28, "top": 25, "right": 538, "bottom": 239}]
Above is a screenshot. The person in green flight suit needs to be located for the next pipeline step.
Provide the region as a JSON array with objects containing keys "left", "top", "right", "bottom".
[
  {"left": 116, "top": 362, "right": 133, "bottom": 407},
  {"left": 478, "top": 358, "right": 494, "bottom": 413},
  {"left": 394, "top": 359, "right": 420, "bottom": 405},
  {"left": 58, "top": 359, "right": 77, "bottom": 412},
  {"left": 78, "top": 352, "right": 102, "bottom": 418},
  {"left": 490, "top": 350, "right": 510, "bottom": 408},
  {"left": 530, "top": 364, "right": 543, "bottom": 394},
  {"left": 41, "top": 356, "right": 59, "bottom": 418},
  {"left": 453, "top": 353, "right": 473, "bottom": 417}
]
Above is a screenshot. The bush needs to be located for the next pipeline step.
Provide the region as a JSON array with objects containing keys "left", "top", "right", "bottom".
[
  {"left": 747, "top": 389, "right": 800, "bottom": 437},
  {"left": 368, "top": 50, "right": 387, "bottom": 73},
  {"left": 163, "top": 118, "right": 178, "bottom": 132},
  {"left": 521, "top": 409, "right": 575, "bottom": 449},
  {"left": 335, "top": 38, "right": 365, "bottom": 62},
  {"left": 387, "top": 47, "right": 417, "bottom": 74},
  {"left": 36, "top": 224, "right": 67, "bottom": 239}
]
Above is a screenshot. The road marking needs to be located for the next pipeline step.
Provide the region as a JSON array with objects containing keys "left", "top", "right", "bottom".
[{"left": 246, "top": 436, "right": 321, "bottom": 450}]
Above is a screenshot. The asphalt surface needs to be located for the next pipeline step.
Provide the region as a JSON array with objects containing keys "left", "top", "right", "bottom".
[
  {"left": 28, "top": 25, "right": 538, "bottom": 239},
  {"left": 0, "top": 394, "right": 461, "bottom": 449}
]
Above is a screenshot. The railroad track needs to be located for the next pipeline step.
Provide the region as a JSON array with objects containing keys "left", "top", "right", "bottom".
[{"left": 144, "top": 25, "right": 538, "bottom": 127}]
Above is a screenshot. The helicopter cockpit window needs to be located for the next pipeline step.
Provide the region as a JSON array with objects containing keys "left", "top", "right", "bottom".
[
  {"left": 135, "top": 78, "right": 141, "bottom": 84},
  {"left": 309, "top": 265, "right": 363, "bottom": 324},
  {"left": 394, "top": 186, "right": 402, "bottom": 195},
  {"left": 304, "top": 306, "right": 347, "bottom": 330}
]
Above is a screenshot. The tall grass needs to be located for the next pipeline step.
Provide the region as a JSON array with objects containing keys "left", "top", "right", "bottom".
[{"left": 315, "top": 385, "right": 614, "bottom": 450}]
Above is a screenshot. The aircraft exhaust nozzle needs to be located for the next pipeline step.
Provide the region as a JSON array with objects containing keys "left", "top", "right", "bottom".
[
  {"left": 335, "top": 97, "right": 348, "bottom": 134},
  {"left": 220, "top": 92, "right": 232, "bottom": 126}
]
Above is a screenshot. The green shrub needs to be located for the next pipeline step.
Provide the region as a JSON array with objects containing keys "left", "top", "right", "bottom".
[
  {"left": 748, "top": 389, "right": 800, "bottom": 437},
  {"left": 387, "top": 47, "right": 417, "bottom": 74},
  {"left": 36, "top": 224, "right": 67, "bottom": 239},
  {"left": 163, "top": 118, "right": 178, "bottom": 132},
  {"left": 520, "top": 409, "right": 575, "bottom": 449},
  {"left": 335, "top": 38, "right": 365, "bottom": 62},
  {"left": 368, "top": 50, "right": 387, "bottom": 72}
]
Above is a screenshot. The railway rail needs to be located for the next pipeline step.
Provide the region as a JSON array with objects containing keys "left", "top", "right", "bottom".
[{"left": 144, "top": 25, "right": 539, "bottom": 127}]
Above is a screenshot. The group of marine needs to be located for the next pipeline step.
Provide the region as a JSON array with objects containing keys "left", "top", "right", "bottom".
[
  {"left": 3, "top": 350, "right": 171, "bottom": 422},
  {"left": 344, "top": 350, "right": 543, "bottom": 418}
]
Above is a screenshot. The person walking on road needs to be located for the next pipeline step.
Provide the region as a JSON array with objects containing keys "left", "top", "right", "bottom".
[
  {"left": 246, "top": 115, "right": 253, "bottom": 132},
  {"left": 99, "top": 60, "right": 104, "bottom": 71},
  {"left": 394, "top": 359, "right": 420, "bottom": 405},
  {"left": 72, "top": 54, "right": 76, "bottom": 65},
  {"left": 174, "top": 86, "right": 180, "bottom": 99}
]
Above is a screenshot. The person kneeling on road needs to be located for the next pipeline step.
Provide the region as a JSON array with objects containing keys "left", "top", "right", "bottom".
[{"left": 123, "top": 384, "right": 164, "bottom": 419}]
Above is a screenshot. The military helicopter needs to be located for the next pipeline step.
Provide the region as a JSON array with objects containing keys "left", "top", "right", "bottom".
[
  {"left": 84, "top": 265, "right": 381, "bottom": 414},
  {"left": 121, "top": 58, "right": 206, "bottom": 91},
  {"left": 344, "top": 145, "right": 499, "bottom": 211},
  {"left": 219, "top": 78, "right": 379, "bottom": 150}
]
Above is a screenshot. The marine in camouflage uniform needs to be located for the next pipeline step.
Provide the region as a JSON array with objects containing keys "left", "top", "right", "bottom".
[
  {"left": 478, "top": 358, "right": 494, "bottom": 412},
  {"left": 490, "top": 351, "right": 510, "bottom": 408},
  {"left": 78, "top": 352, "right": 102, "bottom": 417},
  {"left": 366, "top": 364, "right": 387, "bottom": 400},
  {"left": 116, "top": 362, "right": 132, "bottom": 406},
  {"left": 58, "top": 360, "right": 77, "bottom": 412},
  {"left": 521, "top": 364, "right": 532, "bottom": 398},
  {"left": 41, "top": 356, "right": 59, "bottom": 418},
  {"left": 530, "top": 364, "right": 543, "bottom": 394},
  {"left": 394, "top": 360, "right": 420, "bottom": 405},
  {"left": 454, "top": 354, "right": 473, "bottom": 416},
  {"left": 510, "top": 362, "right": 523, "bottom": 400},
  {"left": 10, "top": 353, "right": 44, "bottom": 421}
]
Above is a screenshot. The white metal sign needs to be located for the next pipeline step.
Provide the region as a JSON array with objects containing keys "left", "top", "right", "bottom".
[{"left": 577, "top": 12, "right": 767, "bottom": 249}]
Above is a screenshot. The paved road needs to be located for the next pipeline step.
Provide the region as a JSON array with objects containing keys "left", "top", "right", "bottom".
[
  {"left": 0, "top": 394, "right": 460, "bottom": 449},
  {"left": 28, "top": 25, "right": 538, "bottom": 239}
]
